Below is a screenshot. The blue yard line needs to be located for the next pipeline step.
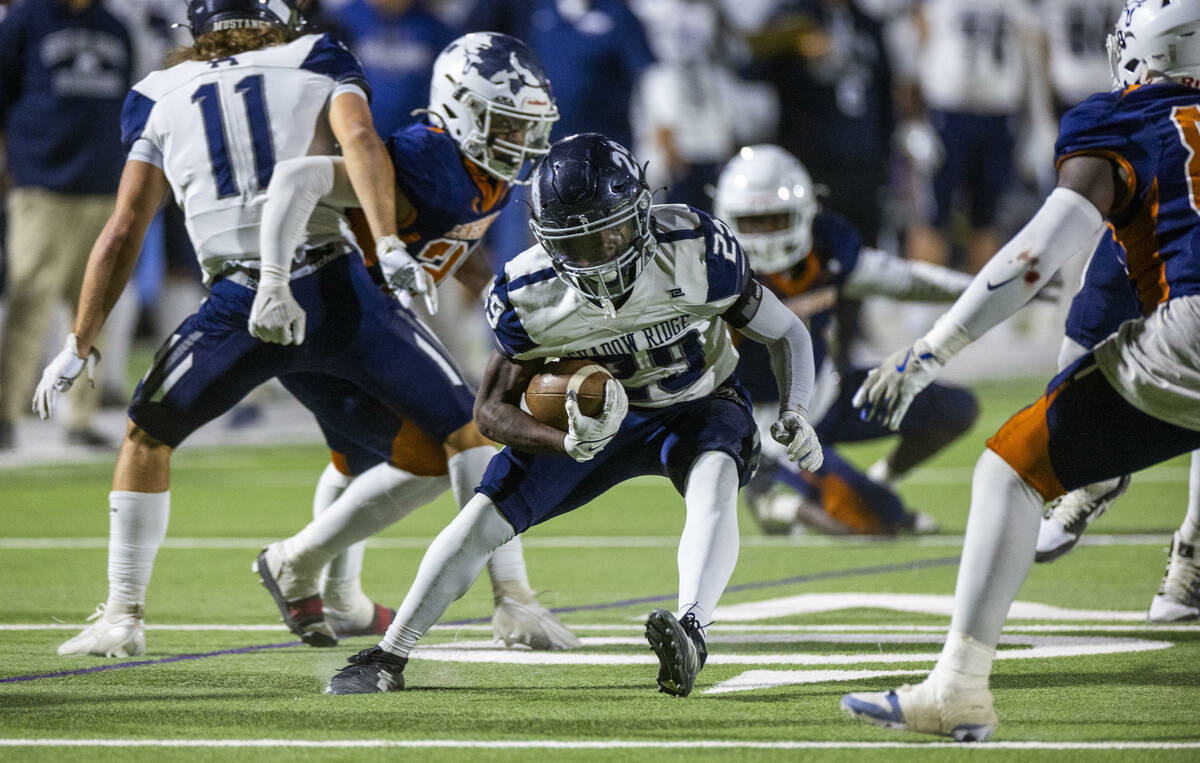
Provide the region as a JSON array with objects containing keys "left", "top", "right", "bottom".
[{"left": 3, "top": 555, "right": 959, "bottom": 684}]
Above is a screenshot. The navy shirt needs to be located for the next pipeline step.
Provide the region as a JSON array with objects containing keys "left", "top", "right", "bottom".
[
  {"left": 0, "top": 0, "right": 133, "bottom": 194},
  {"left": 467, "top": 0, "right": 654, "bottom": 148},
  {"left": 330, "top": 0, "right": 458, "bottom": 138}
]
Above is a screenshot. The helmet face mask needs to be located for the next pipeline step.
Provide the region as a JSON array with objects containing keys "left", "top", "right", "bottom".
[
  {"left": 530, "top": 135, "right": 655, "bottom": 315},
  {"left": 1107, "top": 0, "right": 1200, "bottom": 89},
  {"left": 715, "top": 144, "right": 817, "bottom": 275},
  {"left": 430, "top": 33, "right": 559, "bottom": 185}
]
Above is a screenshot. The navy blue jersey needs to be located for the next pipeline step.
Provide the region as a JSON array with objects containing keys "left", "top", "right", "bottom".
[
  {"left": 1064, "top": 230, "right": 1141, "bottom": 350},
  {"left": 0, "top": 0, "right": 133, "bottom": 193},
  {"left": 761, "top": 210, "right": 862, "bottom": 371},
  {"left": 1056, "top": 83, "right": 1200, "bottom": 314},
  {"left": 385, "top": 122, "right": 512, "bottom": 283}
]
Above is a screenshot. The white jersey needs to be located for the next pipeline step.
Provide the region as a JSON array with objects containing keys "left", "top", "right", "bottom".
[
  {"left": 486, "top": 205, "right": 751, "bottom": 408},
  {"left": 120, "top": 33, "right": 368, "bottom": 283},
  {"left": 917, "top": 0, "right": 1035, "bottom": 114},
  {"left": 1038, "top": 0, "right": 1122, "bottom": 107}
]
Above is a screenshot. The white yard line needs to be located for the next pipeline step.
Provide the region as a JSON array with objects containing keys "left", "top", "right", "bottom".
[
  {"left": 0, "top": 534, "right": 1175, "bottom": 550},
  {"left": 3, "top": 623, "right": 1198, "bottom": 632},
  {"left": 0, "top": 738, "right": 1197, "bottom": 751}
]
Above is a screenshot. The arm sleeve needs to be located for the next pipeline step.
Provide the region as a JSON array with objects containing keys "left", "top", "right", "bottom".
[
  {"left": 841, "top": 247, "right": 973, "bottom": 301},
  {"left": 923, "top": 186, "right": 1107, "bottom": 358},
  {"left": 734, "top": 286, "right": 816, "bottom": 416},
  {"left": 258, "top": 157, "right": 351, "bottom": 279}
]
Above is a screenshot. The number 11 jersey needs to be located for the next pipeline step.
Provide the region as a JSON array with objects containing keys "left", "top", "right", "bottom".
[{"left": 119, "top": 34, "right": 369, "bottom": 283}]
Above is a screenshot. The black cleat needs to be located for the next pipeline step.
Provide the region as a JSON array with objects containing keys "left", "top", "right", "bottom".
[
  {"left": 644, "top": 609, "right": 705, "bottom": 697},
  {"left": 325, "top": 647, "right": 407, "bottom": 694}
]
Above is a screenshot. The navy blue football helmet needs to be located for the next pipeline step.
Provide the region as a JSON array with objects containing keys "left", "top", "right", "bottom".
[
  {"left": 186, "top": 0, "right": 299, "bottom": 37},
  {"left": 529, "top": 133, "right": 654, "bottom": 313}
]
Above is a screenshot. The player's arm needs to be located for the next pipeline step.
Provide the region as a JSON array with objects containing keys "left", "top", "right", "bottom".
[
  {"left": 727, "top": 279, "right": 823, "bottom": 470},
  {"left": 34, "top": 159, "right": 166, "bottom": 418},
  {"left": 474, "top": 352, "right": 568, "bottom": 455},
  {"left": 841, "top": 247, "right": 973, "bottom": 302},
  {"left": 855, "top": 155, "right": 1118, "bottom": 429}
]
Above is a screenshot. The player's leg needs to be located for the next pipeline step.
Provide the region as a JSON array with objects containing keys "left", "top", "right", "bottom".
[
  {"left": 646, "top": 383, "right": 759, "bottom": 696},
  {"left": 842, "top": 353, "right": 1200, "bottom": 740},
  {"left": 1149, "top": 449, "right": 1200, "bottom": 620},
  {"left": 443, "top": 422, "right": 579, "bottom": 650},
  {"left": 59, "top": 280, "right": 284, "bottom": 656},
  {"left": 326, "top": 413, "right": 662, "bottom": 693}
]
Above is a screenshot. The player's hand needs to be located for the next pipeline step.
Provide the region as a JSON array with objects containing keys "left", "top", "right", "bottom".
[
  {"left": 562, "top": 379, "right": 628, "bottom": 462},
  {"left": 248, "top": 280, "right": 307, "bottom": 345},
  {"left": 853, "top": 339, "right": 943, "bottom": 431},
  {"left": 377, "top": 235, "right": 437, "bottom": 315},
  {"left": 32, "top": 334, "right": 100, "bottom": 420},
  {"left": 770, "top": 410, "right": 823, "bottom": 471}
]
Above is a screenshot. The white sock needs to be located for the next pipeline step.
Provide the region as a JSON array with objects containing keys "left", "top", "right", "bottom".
[
  {"left": 866, "top": 458, "right": 896, "bottom": 486},
  {"left": 675, "top": 451, "right": 740, "bottom": 630},
  {"left": 948, "top": 450, "right": 1043, "bottom": 650},
  {"left": 311, "top": 463, "right": 359, "bottom": 612},
  {"left": 1182, "top": 451, "right": 1200, "bottom": 546},
  {"left": 447, "top": 446, "right": 533, "bottom": 595},
  {"left": 379, "top": 494, "right": 514, "bottom": 657},
  {"left": 289, "top": 462, "right": 448, "bottom": 576},
  {"left": 105, "top": 490, "right": 170, "bottom": 615},
  {"left": 930, "top": 630, "right": 995, "bottom": 688}
]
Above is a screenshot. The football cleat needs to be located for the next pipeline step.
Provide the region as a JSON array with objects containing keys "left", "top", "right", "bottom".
[
  {"left": 644, "top": 609, "right": 706, "bottom": 697},
  {"left": 1148, "top": 532, "right": 1200, "bottom": 622},
  {"left": 253, "top": 546, "right": 336, "bottom": 647},
  {"left": 900, "top": 510, "right": 941, "bottom": 535},
  {"left": 1035, "top": 475, "right": 1130, "bottom": 563},
  {"left": 840, "top": 679, "right": 997, "bottom": 742},
  {"left": 56, "top": 603, "right": 145, "bottom": 658},
  {"left": 328, "top": 602, "right": 395, "bottom": 638},
  {"left": 324, "top": 647, "right": 407, "bottom": 694},
  {"left": 492, "top": 583, "right": 581, "bottom": 650}
]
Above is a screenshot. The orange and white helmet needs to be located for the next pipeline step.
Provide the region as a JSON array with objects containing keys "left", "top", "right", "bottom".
[
  {"left": 1108, "top": 0, "right": 1200, "bottom": 88},
  {"left": 715, "top": 145, "right": 817, "bottom": 275}
]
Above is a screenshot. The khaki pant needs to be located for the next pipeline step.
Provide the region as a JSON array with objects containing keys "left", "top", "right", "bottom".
[{"left": 0, "top": 188, "right": 114, "bottom": 429}]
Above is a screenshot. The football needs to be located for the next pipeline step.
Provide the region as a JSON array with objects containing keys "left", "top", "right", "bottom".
[{"left": 525, "top": 359, "right": 613, "bottom": 431}]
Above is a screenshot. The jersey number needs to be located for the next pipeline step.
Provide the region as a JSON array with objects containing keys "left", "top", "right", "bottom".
[
  {"left": 590, "top": 329, "right": 706, "bottom": 403},
  {"left": 1171, "top": 105, "right": 1200, "bottom": 217},
  {"left": 192, "top": 75, "right": 276, "bottom": 199}
]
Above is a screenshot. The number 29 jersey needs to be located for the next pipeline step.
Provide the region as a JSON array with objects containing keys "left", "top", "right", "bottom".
[
  {"left": 1056, "top": 82, "right": 1200, "bottom": 315},
  {"left": 119, "top": 34, "right": 369, "bottom": 283},
  {"left": 486, "top": 205, "right": 752, "bottom": 408}
]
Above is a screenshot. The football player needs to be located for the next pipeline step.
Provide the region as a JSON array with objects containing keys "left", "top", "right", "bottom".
[
  {"left": 715, "top": 145, "right": 977, "bottom": 536},
  {"left": 250, "top": 32, "right": 578, "bottom": 649},
  {"left": 39, "top": 0, "right": 458, "bottom": 657},
  {"left": 1035, "top": 230, "right": 1200, "bottom": 622},
  {"left": 842, "top": 0, "right": 1200, "bottom": 740},
  {"left": 321, "top": 133, "right": 824, "bottom": 697}
]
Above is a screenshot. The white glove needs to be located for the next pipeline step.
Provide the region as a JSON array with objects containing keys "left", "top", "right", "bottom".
[
  {"left": 377, "top": 235, "right": 437, "bottom": 315},
  {"left": 33, "top": 333, "right": 100, "bottom": 420},
  {"left": 770, "top": 410, "right": 823, "bottom": 471},
  {"left": 562, "top": 379, "right": 628, "bottom": 462},
  {"left": 852, "top": 338, "right": 944, "bottom": 431},
  {"left": 248, "top": 278, "right": 306, "bottom": 345}
]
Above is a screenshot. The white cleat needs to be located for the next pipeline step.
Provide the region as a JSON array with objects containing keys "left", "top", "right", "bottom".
[
  {"left": 57, "top": 603, "right": 146, "bottom": 658},
  {"left": 492, "top": 583, "right": 581, "bottom": 650},
  {"left": 1035, "top": 475, "right": 1130, "bottom": 563},
  {"left": 1148, "top": 532, "right": 1200, "bottom": 622},
  {"left": 841, "top": 679, "right": 998, "bottom": 742}
]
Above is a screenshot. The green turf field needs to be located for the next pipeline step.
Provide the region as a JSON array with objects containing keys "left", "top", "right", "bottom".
[{"left": 2, "top": 379, "right": 1198, "bottom": 760}]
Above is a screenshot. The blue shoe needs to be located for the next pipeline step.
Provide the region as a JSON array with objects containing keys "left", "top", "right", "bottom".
[
  {"left": 841, "top": 680, "right": 997, "bottom": 742},
  {"left": 324, "top": 647, "right": 407, "bottom": 694}
]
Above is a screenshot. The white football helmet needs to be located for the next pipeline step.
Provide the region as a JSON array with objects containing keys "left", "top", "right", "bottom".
[
  {"left": 715, "top": 145, "right": 818, "bottom": 275},
  {"left": 428, "top": 32, "right": 559, "bottom": 185},
  {"left": 1108, "top": 0, "right": 1200, "bottom": 88}
]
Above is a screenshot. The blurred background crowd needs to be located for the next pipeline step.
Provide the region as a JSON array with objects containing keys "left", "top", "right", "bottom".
[{"left": 0, "top": 0, "right": 1122, "bottom": 455}]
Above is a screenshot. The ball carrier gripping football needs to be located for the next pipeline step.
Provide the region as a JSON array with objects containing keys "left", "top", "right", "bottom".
[{"left": 324, "top": 134, "right": 823, "bottom": 699}]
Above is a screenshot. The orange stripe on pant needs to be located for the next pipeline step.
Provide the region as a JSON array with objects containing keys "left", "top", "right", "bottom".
[
  {"left": 329, "top": 420, "right": 449, "bottom": 478},
  {"left": 985, "top": 386, "right": 1068, "bottom": 502}
]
